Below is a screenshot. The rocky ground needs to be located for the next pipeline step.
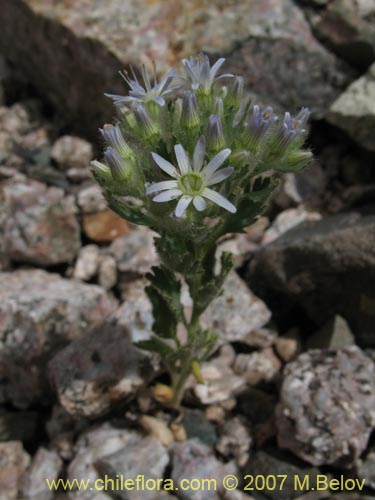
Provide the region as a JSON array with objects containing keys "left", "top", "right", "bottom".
[{"left": 0, "top": 1, "right": 375, "bottom": 499}]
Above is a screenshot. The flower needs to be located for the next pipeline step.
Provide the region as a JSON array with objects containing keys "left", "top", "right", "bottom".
[
  {"left": 105, "top": 65, "right": 181, "bottom": 107},
  {"left": 243, "top": 105, "right": 278, "bottom": 151},
  {"left": 182, "top": 53, "right": 233, "bottom": 93},
  {"left": 207, "top": 114, "right": 225, "bottom": 152},
  {"left": 146, "top": 136, "right": 236, "bottom": 217},
  {"left": 181, "top": 91, "right": 200, "bottom": 128},
  {"left": 271, "top": 107, "right": 311, "bottom": 155},
  {"left": 100, "top": 124, "right": 133, "bottom": 158},
  {"left": 103, "top": 147, "right": 128, "bottom": 181}
]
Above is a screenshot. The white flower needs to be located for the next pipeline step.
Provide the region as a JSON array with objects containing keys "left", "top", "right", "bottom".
[
  {"left": 146, "top": 136, "right": 236, "bottom": 218},
  {"left": 182, "top": 53, "right": 233, "bottom": 93},
  {"left": 105, "top": 65, "right": 181, "bottom": 107}
]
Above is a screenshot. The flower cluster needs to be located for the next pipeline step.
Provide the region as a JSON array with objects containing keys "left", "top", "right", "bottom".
[
  {"left": 93, "top": 52, "right": 311, "bottom": 239},
  {"left": 92, "top": 53, "right": 313, "bottom": 408}
]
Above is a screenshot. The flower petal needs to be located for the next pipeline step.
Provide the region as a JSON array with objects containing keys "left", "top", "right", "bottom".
[
  {"left": 210, "top": 58, "right": 225, "bottom": 78},
  {"left": 146, "top": 180, "right": 178, "bottom": 194},
  {"left": 153, "top": 189, "right": 182, "bottom": 202},
  {"left": 175, "top": 195, "right": 192, "bottom": 217},
  {"left": 205, "top": 149, "right": 231, "bottom": 177},
  {"left": 193, "top": 136, "right": 206, "bottom": 172},
  {"left": 193, "top": 196, "right": 207, "bottom": 211},
  {"left": 151, "top": 152, "right": 178, "bottom": 178},
  {"left": 152, "top": 96, "right": 165, "bottom": 106},
  {"left": 206, "top": 167, "right": 234, "bottom": 186},
  {"left": 202, "top": 188, "right": 237, "bottom": 213},
  {"left": 174, "top": 144, "right": 191, "bottom": 174}
]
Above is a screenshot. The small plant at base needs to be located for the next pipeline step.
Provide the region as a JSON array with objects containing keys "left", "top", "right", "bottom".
[{"left": 92, "top": 53, "right": 312, "bottom": 408}]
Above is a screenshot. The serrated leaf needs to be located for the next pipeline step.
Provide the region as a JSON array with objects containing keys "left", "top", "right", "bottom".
[
  {"left": 146, "top": 265, "right": 184, "bottom": 323},
  {"left": 145, "top": 285, "right": 177, "bottom": 339},
  {"left": 105, "top": 195, "right": 150, "bottom": 226},
  {"left": 135, "top": 336, "right": 175, "bottom": 357}
]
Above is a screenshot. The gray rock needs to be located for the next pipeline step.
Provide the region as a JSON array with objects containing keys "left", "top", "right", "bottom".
[
  {"left": 0, "top": 441, "right": 30, "bottom": 500},
  {"left": 68, "top": 423, "right": 169, "bottom": 500},
  {"left": 327, "top": 63, "right": 375, "bottom": 152},
  {"left": 73, "top": 245, "right": 100, "bottom": 282},
  {"left": 305, "top": 315, "right": 356, "bottom": 350},
  {"left": 247, "top": 212, "right": 375, "bottom": 347},
  {"left": 77, "top": 184, "right": 107, "bottom": 214},
  {"left": 355, "top": 445, "right": 375, "bottom": 491},
  {"left": 0, "top": 269, "right": 117, "bottom": 407},
  {"left": 20, "top": 448, "right": 63, "bottom": 500},
  {"left": 49, "top": 320, "right": 145, "bottom": 418},
  {"left": 98, "top": 254, "right": 118, "bottom": 290},
  {"left": 244, "top": 449, "right": 320, "bottom": 500},
  {"left": 233, "top": 348, "right": 282, "bottom": 386},
  {"left": 172, "top": 439, "right": 227, "bottom": 500},
  {"left": 181, "top": 409, "right": 217, "bottom": 447},
  {"left": 0, "top": 0, "right": 353, "bottom": 140},
  {"left": 276, "top": 347, "right": 375, "bottom": 467},
  {"left": 216, "top": 416, "right": 252, "bottom": 465},
  {"left": 95, "top": 434, "right": 169, "bottom": 500},
  {"left": 201, "top": 271, "right": 272, "bottom": 345},
  {"left": 309, "top": 0, "right": 375, "bottom": 68},
  {"left": 51, "top": 135, "right": 93, "bottom": 170},
  {"left": 1, "top": 180, "right": 81, "bottom": 266}
]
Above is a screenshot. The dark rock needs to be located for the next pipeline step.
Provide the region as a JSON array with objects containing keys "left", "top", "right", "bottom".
[
  {"left": 49, "top": 320, "right": 146, "bottom": 418},
  {"left": 247, "top": 212, "right": 375, "bottom": 347},
  {"left": 354, "top": 445, "right": 375, "bottom": 491},
  {"left": 309, "top": 0, "right": 375, "bottom": 68},
  {"left": 1, "top": 180, "right": 81, "bottom": 266},
  {"left": 327, "top": 63, "right": 375, "bottom": 152},
  {"left": 276, "top": 347, "right": 375, "bottom": 467},
  {"left": 0, "top": 269, "right": 117, "bottom": 407},
  {"left": 0, "top": 0, "right": 354, "bottom": 140},
  {"left": 305, "top": 315, "right": 356, "bottom": 350},
  {"left": 0, "top": 409, "right": 41, "bottom": 445},
  {"left": 244, "top": 449, "right": 320, "bottom": 500},
  {"left": 181, "top": 408, "right": 217, "bottom": 447}
]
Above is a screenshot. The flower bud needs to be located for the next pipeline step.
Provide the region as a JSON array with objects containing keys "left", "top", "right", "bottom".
[
  {"left": 133, "top": 103, "right": 159, "bottom": 139},
  {"left": 267, "top": 108, "right": 310, "bottom": 159},
  {"left": 227, "top": 76, "right": 244, "bottom": 108},
  {"left": 286, "top": 150, "right": 312, "bottom": 170},
  {"left": 104, "top": 147, "right": 128, "bottom": 181},
  {"left": 207, "top": 114, "right": 225, "bottom": 152},
  {"left": 100, "top": 124, "right": 133, "bottom": 159},
  {"left": 181, "top": 91, "right": 200, "bottom": 128},
  {"left": 213, "top": 96, "right": 224, "bottom": 117},
  {"left": 91, "top": 160, "right": 112, "bottom": 184}
]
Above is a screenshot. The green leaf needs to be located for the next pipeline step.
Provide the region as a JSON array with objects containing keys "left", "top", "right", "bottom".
[
  {"left": 105, "top": 194, "right": 150, "bottom": 226},
  {"left": 146, "top": 265, "right": 184, "bottom": 323},
  {"left": 145, "top": 285, "right": 178, "bottom": 339},
  {"left": 135, "top": 336, "right": 175, "bottom": 357}
]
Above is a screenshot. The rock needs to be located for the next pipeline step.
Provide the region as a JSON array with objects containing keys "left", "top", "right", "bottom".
[
  {"left": 68, "top": 423, "right": 169, "bottom": 500},
  {"left": 77, "top": 184, "right": 107, "bottom": 214},
  {"left": 0, "top": 0, "right": 353, "bottom": 141},
  {"left": 1, "top": 180, "right": 81, "bottom": 265},
  {"left": 276, "top": 347, "right": 375, "bottom": 467},
  {"left": 0, "top": 409, "right": 41, "bottom": 446},
  {"left": 216, "top": 417, "right": 252, "bottom": 466},
  {"left": 51, "top": 135, "right": 93, "bottom": 170},
  {"left": 94, "top": 434, "right": 169, "bottom": 500},
  {"left": 244, "top": 449, "right": 320, "bottom": 500},
  {"left": 20, "top": 448, "right": 62, "bottom": 500},
  {"left": 216, "top": 233, "right": 258, "bottom": 269},
  {"left": 310, "top": 0, "right": 375, "bottom": 68},
  {"left": 247, "top": 212, "right": 375, "bottom": 347},
  {"left": 234, "top": 348, "right": 282, "bottom": 386},
  {"left": 109, "top": 229, "right": 158, "bottom": 280},
  {"left": 0, "top": 269, "right": 116, "bottom": 407},
  {"left": 73, "top": 245, "right": 100, "bottom": 282},
  {"left": 192, "top": 347, "right": 246, "bottom": 405},
  {"left": 327, "top": 63, "right": 375, "bottom": 152},
  {"left": 202, "top": 271, "right": 272, "bottom": 345},
  {"left": 305, "top": 315, "right": 356, "bottom": 350},
  {"left": 262, "top": 208, "right": 322, "bottom": 245},
  {"left": 139, "top": 415, "right": 174, "bottom": 446},
  {"left": 181, "top": 409, "right": 217, "bottom": 447},
  {"left": 0, "top": 103, "right": 31, "bottom": 136},
  {"left": 83, "top": 210, "right": 130, "bottom": 243},
  {"left": 355, "top": 445, "right": 375, "bottom": 491},
  {"left": 98, "top": 254, "right": 118, "bottom": 290},
  {"left": 275, "top": 330, "right": 301, "bottom": 362},
  {"left": 0, "top": 441, "right": 30, "bottom": 500},
  {"left": 49, "top": 320, "right": 145, "bottom": 418},
  {"left": 172, "top": 439, "right": 228, "bottom": 500}
]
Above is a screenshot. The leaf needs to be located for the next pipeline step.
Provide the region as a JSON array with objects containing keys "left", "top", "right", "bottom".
[
  {"left": 135, "top": 336, "right": 175, "bottom": 357},
  {"left": 105, "top": 194, "right": 150, "bottom": 226},
  {"left": 145, "top": 285, "right": 178, "bottom": 339},
  {"left": 146, "top": 265, "right": 184, "bottom": 323}
]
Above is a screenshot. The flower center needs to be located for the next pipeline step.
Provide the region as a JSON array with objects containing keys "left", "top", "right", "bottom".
[{"left": 179, "top": 173, "right": 204, "bottom": 196}]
